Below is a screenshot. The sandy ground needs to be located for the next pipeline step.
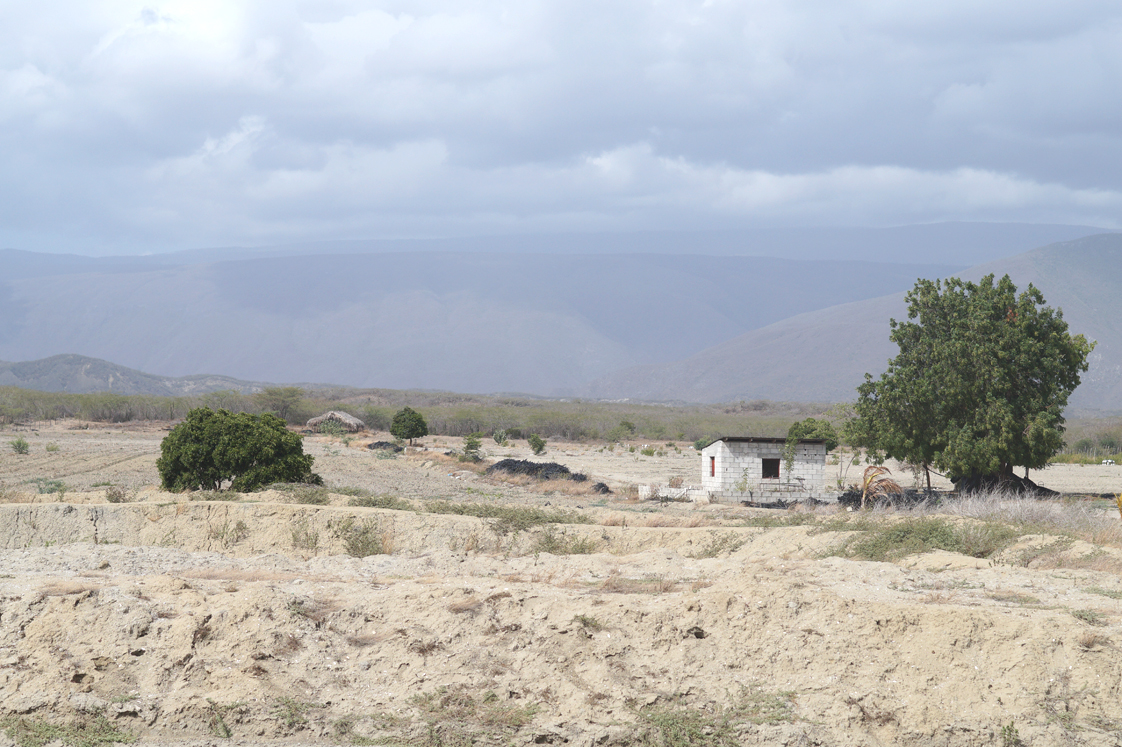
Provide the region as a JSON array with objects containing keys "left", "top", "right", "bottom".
[{"left": 0, "top": 422, "right": 1121, "bottom": 746}]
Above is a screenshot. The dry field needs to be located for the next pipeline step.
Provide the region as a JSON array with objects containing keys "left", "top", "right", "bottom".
[{"left": 0, "top": 421, "right": 1121, "bottom": 747}]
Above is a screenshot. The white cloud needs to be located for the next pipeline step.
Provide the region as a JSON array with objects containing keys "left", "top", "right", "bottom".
[{"left": 1, "top": 0, "right": 1121, "bottom": 252}]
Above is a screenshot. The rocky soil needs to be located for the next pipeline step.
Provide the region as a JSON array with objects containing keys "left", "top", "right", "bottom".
[{"left": 0, "top": 422, "right": 1121, "bottom": 746}]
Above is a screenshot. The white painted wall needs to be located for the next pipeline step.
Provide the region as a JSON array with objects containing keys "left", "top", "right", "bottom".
[{"left": 701, "top": 439, "right": 827, "bottom": 500}]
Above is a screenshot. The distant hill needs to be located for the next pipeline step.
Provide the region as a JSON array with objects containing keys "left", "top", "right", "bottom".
[
  {"left": 584, "top": 233, "right": 1122, "bottom": 411},
  {"left": 0, "top": 249, "right": 961, "bottom": 396},
  {"left": 0, "top": 354, "right": 269, "bottom": 396}
]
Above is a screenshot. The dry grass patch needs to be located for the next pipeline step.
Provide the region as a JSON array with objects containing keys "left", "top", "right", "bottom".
[
  {"left": 287, "top": 597, "right": 341, "bottom": 625},
  {"left": 34, "top": 581, "right": 102, "bottom": 600},
  {"left": 448, "top": 598, "right": 484, "bottom": 614},
  {"left": 988, "top": 590, "right": 1042, "bottom": 605},
  {"left": 598, "top": 573, "right": 680, "bottom": 594},
  {"left": 1078, "top": 631, "right": 1111, "bottom": 650}
]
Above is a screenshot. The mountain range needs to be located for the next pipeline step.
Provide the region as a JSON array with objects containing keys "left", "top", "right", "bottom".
[
  {"left": 585, "top": 233, "right": 1122, "bottom": 411},
  {"left": 0, "top": 223, "right": 1119, "bottom": 410}
]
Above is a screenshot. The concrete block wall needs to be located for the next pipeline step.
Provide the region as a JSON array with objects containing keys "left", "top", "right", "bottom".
[{"left": 701, "top": 439, "right": 827, "bottom": 501}]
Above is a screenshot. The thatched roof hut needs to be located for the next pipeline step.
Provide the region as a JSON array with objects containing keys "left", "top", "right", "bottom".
[{"left": 307, "top": 411, "right": 366, "bottom": 433}]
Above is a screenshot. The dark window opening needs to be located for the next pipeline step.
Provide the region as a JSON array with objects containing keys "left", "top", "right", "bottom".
[
  {"left": 710, "top": 456, "right": 715, "bottom": 477},
  {"left": 762, "top": 459, "right": 780, "bottom": 479}
]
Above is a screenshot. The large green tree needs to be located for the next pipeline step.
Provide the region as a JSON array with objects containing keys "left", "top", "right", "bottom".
[
  {"left": 849, "top": 274, "right": 1094, "bottom": 491},
  {"left": 157, "top": 408, "right": 320, "bottom": 492},
  {"left": 390, "top": 406, "right": 428, "bottom": 445}
]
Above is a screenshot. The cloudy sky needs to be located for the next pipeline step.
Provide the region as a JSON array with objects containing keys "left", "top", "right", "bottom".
[{"left": 3, "top": 1, "right": 1122, "bottom": 254}]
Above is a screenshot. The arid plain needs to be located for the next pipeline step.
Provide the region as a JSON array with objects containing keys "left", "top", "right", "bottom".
[{"left": 1, "top": 421, "right": 1121, "bottom": 747}]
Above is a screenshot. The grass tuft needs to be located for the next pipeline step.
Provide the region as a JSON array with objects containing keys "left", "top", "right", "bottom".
[
  {"left": 0, "top": 715, "right": 134, "bottom": 747},
  {"left": 828, "top": 517, "right": 1020, "bottom": 562}
]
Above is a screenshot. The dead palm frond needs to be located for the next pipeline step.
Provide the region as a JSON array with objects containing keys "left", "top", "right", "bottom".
[{"left": 860, "top": 466, "right": 903, "bottom": 509}]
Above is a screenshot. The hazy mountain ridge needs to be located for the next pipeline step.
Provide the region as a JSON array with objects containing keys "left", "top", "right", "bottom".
[
  {"left": 585, "top": 233, "right": 1122, "bottom": 410},
  {"left": 0, "top": 248, "right": 961, "bottom": 396},
  {"left": 0, "top": 354, "right": 273, "bottom": 396},
  {"left": 1, "top": 224, "right": 1118, "bottom": 405}
]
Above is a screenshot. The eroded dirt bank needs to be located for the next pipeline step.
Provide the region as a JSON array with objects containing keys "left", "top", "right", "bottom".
[{"left": 1, "top": 498, "right": 1121, "bottom": 747}]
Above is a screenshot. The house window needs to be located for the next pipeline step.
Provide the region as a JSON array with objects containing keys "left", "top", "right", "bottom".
[
  {"left": 710, "top": 456, "right": 715, "bottom": 477},
  {"left": 762, "top": 458, "right": 780, "bottom": 479}
]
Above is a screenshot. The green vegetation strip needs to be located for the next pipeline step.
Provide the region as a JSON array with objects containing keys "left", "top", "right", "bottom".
[
  {"left": 633, "top": 684, "right": 798, "bottom": 747},
  {"left": 0, "top": 716, "right": 134, "bottom": 747},
  {"left": 423, "top": 501, "right": 593, "bottom": 534},
  {"left": 826, "top": 517, "right": 1021, "bottom": 562}
]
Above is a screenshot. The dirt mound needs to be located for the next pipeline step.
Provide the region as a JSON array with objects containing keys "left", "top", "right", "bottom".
[{"left": 486, "top": 458, "right": 587, "bottom": 481}]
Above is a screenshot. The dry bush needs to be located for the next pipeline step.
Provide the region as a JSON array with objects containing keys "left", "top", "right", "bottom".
[
  {"left": 921, "top": 591, "right": 958, "bottom": 604},
  {"left": 599, "top": 513, "right": 628, "bottom": 527},
  {"left": 1078, "top": 631, "right": 1110, "bottom": 649},
  {"left": 935, "top": 491, "right": 1122, "bottom": 549}
]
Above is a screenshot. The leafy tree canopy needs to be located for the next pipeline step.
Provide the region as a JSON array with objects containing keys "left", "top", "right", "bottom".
[
  {"left": 390, "top": 406, "right": 428, "bottom": 444},
  {"left": 253, "top": 386, "right": 305, "bottom": 422},
  {"left": 786, "top": 417, "right": 839, "bottom": 452},
  {"left": 157, "top": 407, "right": 320, "bottom": 492},
  {"left": 848, "top": 274, "right": 1094, "bottom": 488}
]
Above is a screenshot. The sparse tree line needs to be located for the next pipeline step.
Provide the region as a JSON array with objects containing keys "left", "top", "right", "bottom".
[{"left": 0, "top": 385, "right": 816, "bottom": 443}]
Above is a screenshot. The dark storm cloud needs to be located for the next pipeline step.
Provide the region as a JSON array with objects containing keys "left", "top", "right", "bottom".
[{"left": 1, "top": 1, "right": 1120, "bottom": 253}]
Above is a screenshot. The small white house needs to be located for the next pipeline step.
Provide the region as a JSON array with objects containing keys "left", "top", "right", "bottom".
[{"left": 701, "top": 437, "right": 827, "bottom": 501}]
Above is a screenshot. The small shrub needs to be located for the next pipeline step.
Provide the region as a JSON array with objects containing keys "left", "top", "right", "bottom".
[
  {"left": 689, "top": 532, "right": 746, "bottom": 558},
  {"left": 272, "top": 697, "right": 323, "bottom": 729},
  {"left": 30, "top": 478, "right": 66, "bottom": 495},
  {"left": 1070, "top": 608, "right": 1107, "bottom": 626},
  {"left": 460, "top": 433, "right": 484, "bottom": 462},
  {"left": 105, "top": 485, "right": 129, "bottom": 503},
  {"left": 573, "top": 614, "right": 603, "bottom": 631},
  {"left": 528, "top": 434, "right": 546, "bottom": 456},
  {"left": 532, "top": 526, "right": 597, "bottom": 555},
  {"left": 1001, "top": 721, "right": 1023, "bottom": 747},
  {"left": 9, "top": 437, "right": 29, "bottom": 455},
  {"left": 272, "top": 484, "right": 330, "bottom": 505},
  {"left": 290, "top": 519, "right": 320, "bottom": 553},
  {"left": 45, "top": 442, "right": 60, "bottom": 453},
  {"left": 332, "top": 517, "right": 390, "bottom": 557},
  {"left": 492, "top": 429, "right": 509, "bottom": 446},
  {"left": 693, "top": 437, "right": 714, "bottom": 451}
]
